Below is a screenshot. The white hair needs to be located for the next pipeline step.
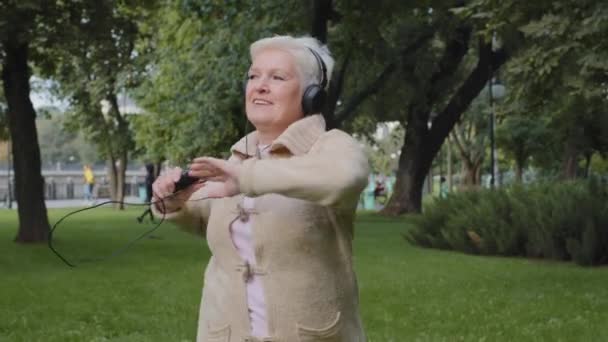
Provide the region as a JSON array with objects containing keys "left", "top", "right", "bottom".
[{"left": 250, "top": 35, "right": 335, "bottom": 92}]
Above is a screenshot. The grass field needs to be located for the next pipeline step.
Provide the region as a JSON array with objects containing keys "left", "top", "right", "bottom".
[{"left": 1, "top": 207, "right": 607, "bottom": 341}]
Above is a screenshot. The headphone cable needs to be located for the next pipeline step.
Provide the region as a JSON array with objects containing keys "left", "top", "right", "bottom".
[{"left": 47, "top": 192, "right": 212, "bottom": 268}]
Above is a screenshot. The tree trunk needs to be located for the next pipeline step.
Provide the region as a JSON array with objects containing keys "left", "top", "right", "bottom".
[
  {"left": 447, "top": 136, "right": 453, "bottom": 191},
  {"left": 515, "top": 163, "right": 523, "bottom": 183},
  {"left": 2, "top": 39, "right": 50, "bottom": 243},
  {"left": 154, "top": 161, "right": 162, "bottom": 178},
  {"left": 462, "top": 160, "right": 482, "bottom": 188},
  {"left": 106, "top": 93, "right": 130, "bottom": 209},
  {"left": 323, "top": 51, "right": 350, "bottom": 129},
  {"left": 515, "top": 152, "right": 526, "bottom": 183},
  {"left": 106, "top": 153, "right": 127, "bottom": 209},
  {"left": 382, "top": 109, "right": 431, "bottom": 214},
  {"left": 382, "top": 147, "right": 428, "bottom": 214},
  {"left": 583, "top": 152, "right": 592, "bottom": 178},
  {"left": 561, "top": 140, "right": 579, "bottom": 180},
  {"left": 451, "top": 128, "right": 483, "bottom": 189},
  {"left": 381, "top": 41, "right": 508, "bottom": 214},
  {"left": 107, "top": 156, "right": 117, "bottom": 202},
  {"left": 311, "top": 0, "right": 332, "bottom": 44},
  {"left": 116, "top": 152, "right": 127, "bottom": 209}
]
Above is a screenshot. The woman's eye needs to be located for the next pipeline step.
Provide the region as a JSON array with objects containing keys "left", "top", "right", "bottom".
[
  {"left": 248, "top": 74, "right": 258, "bottom": 80},
  {"left": 272, "top": 75, "right": 285, "bottom": 81}
]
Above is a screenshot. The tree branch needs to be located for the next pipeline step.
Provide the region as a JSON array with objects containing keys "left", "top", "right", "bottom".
[
  {"left": 450, "top": 124, "right": 471, "bottom": 163},
  {"left": 333, "top": 30, "right": 435, "bottom": 127},
  {"left": 311, "top": 0, "right": 332, "bottom": 43},
  {"left": 333, "top": 61, "right": 396, "bottom": 127},
  {"left": 428, "top": 39, "right": 509, "bottom": 155},
  {"left": 428, "top": 24, "right": 472, "bottom": 103}
]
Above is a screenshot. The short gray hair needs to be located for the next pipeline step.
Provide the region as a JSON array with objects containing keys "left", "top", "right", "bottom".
[{"left": 250, "top": 35, "right": 335, "bottom": 92}]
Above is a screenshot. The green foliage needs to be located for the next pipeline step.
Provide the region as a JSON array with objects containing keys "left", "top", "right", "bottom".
[
  {"left": 406, "top": 190, "right": 482, "bottom": 252},
  {"left": 0, "top": 1, "right": 71, "bottom": 51},
  {"left": 133, "top": 1, "right": 306, "bottom": 163},
  {"left": 337, "top": 1, "right": 483, "bottom": 131},
  {"left": 496, "top": 111, "right": 551, "bottom": 173},
  {"left": 564, "top": 178, "right": 608, "bottom": 265},
  {"left": 407, "top": 179, "right": 608, "bottom": 266},
  {"left": 454, "top": 0, "right": 608, "bottom": 179},
  {"left": 496, "top": 1, "right": 608, "bottom": 175},
  {"left": 590, "top": 153, "right": 608, "bottom": 175},
  {"left": 43, "top": 1, "right": 158, "bottom": 163}
]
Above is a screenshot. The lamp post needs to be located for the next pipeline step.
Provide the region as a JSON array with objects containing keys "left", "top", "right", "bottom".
[{"left": 488, "top": 77, "right": 505, "bottom": 188}]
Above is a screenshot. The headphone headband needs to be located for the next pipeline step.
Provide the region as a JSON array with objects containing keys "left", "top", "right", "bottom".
[
  {"left": 307, "top": 47, "right": 327, "bottom": 90},
  {"left": 300, "top": 47, "right": 329, "bottom": 115}
]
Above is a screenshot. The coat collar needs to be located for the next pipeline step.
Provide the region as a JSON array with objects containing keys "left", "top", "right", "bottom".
[{"left": 231, "top": 114, "right": 326, "bottom": 158}]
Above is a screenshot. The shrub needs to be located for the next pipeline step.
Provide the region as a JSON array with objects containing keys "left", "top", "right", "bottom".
[
  {"left": 405, "top": 178, "right": 608, "bottom": 266},
  {"left": 405, "top": 190, "right": 481, "bottom": 251}
]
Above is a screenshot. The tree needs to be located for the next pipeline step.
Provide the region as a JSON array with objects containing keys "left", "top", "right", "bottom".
[
  {"left": 133, "top": 1, "right": 306, "bottom": 164},
  {"left": 449, "top": 88, "right": 492, "bottom": 187},
  {"left": 491, "top": 0, "right": 608, "bottom": 180},
  {"left": 495, "top": 113, "right": 549, "bottom": 182},
  {"left": 0, "top": 1, "right": 72, "bottom": 242},
  {"left": 133, "top": 1, "right": 559, "bottom": 215},
  {"left": 319, "top": 1, "right": 515, "bottom": 213},
  {"left": 47, "top": 0, "right": 157, "bottom": 208},
  {"left": 301, "top": 0, "right": 510, "bottom": 212}
]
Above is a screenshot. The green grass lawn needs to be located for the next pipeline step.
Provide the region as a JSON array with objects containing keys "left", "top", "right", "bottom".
[{"left": 1, "top": 208, "right": 607, "bottom": 342}]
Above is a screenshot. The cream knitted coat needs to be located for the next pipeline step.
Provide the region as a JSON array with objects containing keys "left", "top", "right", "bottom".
[{"left": 155, "top": 115, "right": 369, "bottom": 342}]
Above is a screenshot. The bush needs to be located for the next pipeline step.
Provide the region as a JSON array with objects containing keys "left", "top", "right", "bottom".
[
  {"left": 405, "top": 178, "right": 608, "bottom": 266},
  {"left": 406, "top": 190, "right": 482, "bottom": 252}
]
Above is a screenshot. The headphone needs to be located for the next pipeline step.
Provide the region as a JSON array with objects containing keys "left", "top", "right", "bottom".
[
  {"left": 244, "top": 47, "right": 328, "bottom": 115},
  {"left": 302, "top": 47, "right": 328, "bottom": 115}
]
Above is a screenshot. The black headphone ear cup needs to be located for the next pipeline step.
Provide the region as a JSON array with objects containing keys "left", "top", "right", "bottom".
[{"left": 302, "top": 84, "right": 326, "bottom": 115}]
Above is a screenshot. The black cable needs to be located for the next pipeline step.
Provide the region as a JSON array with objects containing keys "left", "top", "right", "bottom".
[
  {"left": 52, "top": 82, "right": 255, "bottom": 268},
  {"left": 47, "top": 191, "right": 212, "bottom": 268}
]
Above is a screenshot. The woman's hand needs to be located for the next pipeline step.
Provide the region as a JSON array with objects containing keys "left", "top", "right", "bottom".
[
  {"left": 189, "top": 157, "right": 241, "bottom": 198},
  {"left": 152, "top": 167, "right": 204, "bottom": 213}
]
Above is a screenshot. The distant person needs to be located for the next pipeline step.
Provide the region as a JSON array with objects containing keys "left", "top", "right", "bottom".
[
  {"left": 440, "top": 176, "right": 448, "bottom": 199},
  {"left": 137, "top": 163, "right": 157, "bottom": 223},
  {"left": 83, "top": 164, "right": 95, "bottom": 203},
  {"left": 145, "top": 163, "right": 157, "bottom": 202},
  {"left": 374, "top": 179, "right": 386, "bottom": 199}
]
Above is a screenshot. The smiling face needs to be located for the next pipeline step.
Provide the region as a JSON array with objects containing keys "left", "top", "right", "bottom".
[{"left": 245, "top": 48, "right": 303, "bottom": 138}]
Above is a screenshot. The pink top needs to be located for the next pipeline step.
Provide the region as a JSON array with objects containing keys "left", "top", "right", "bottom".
[{"left": 229, "top": 147, "right": 269, "bottom": 338}]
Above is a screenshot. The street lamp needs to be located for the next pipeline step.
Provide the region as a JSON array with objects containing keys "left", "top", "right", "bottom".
[{"left": 488, "top": 77, "right": 506, "bottom": 188}]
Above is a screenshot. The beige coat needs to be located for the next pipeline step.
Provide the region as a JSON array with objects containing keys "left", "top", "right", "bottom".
[{"left": 154, "top": 115, "right": 369, "bottom": 342}]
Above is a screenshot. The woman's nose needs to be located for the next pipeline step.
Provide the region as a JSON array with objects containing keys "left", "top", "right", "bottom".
[{"left": 252, "top": 78, "right": 269, "bottom": 93}]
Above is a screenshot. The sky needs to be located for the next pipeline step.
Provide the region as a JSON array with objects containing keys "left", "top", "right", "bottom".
[
  {"left": 29, "top": 77, "right": 69, "bottom": 111},
  {"left": 30, "top": 90, "right": 69, "bottom": 111},
  {"left": 28, "top": 76, "right": 142, "bottom": 114}
]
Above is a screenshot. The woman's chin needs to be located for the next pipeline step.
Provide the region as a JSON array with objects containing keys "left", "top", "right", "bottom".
[{"left": 247, "top": 113, "right": 276, "bottom": 127}]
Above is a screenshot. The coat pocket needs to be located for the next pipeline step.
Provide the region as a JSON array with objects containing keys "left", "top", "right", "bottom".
[
  {"left": 206, "top": 323, "right": 231, "bottom": 342},
  {"left": 296, "top": 311, "right": 342, "bottom": 342}
]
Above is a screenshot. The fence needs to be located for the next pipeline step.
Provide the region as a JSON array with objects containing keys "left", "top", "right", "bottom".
[{"left": 0, "top": 169, "right": 146, "bottom": 201}]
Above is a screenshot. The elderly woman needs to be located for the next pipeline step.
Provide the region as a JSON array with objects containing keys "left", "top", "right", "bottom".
[{"left": 152, "top": 35, "right": 369, "bottom": 342}]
